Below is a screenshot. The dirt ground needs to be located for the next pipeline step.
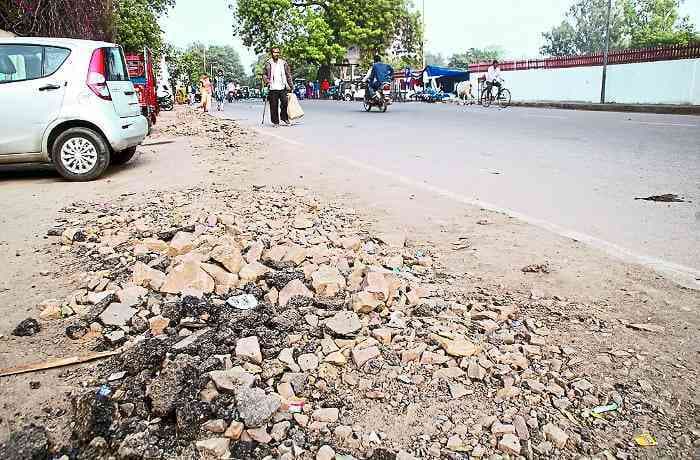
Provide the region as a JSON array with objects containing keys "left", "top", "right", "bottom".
[{"left": 0, "top": 107, "right": 697, "bottom": 458}]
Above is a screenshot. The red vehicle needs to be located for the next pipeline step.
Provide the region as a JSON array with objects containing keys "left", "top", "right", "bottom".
[{"left": 125, "top": 48, "right": 158, "bottom": 131}]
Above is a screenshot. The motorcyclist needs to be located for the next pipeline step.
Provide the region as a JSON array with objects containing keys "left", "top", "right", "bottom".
[{"left": 362, "top": 55, "right": 394, "bottom": 100}]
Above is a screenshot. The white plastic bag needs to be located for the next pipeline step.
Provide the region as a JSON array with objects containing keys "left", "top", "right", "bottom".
[{"left": 287, "top": 93, "right": 304, "bottom": 120}]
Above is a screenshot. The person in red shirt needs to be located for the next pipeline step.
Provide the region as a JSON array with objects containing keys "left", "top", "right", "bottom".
[{"left": 321, "top": 79, "right": 330, "bottom": 99}]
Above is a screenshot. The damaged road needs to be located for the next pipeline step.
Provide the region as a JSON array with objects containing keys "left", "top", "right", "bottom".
[{"left": 0, "top": 109, "right": 698, "bottom": 460}]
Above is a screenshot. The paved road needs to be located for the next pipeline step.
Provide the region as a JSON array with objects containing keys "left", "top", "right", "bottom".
[{"left": 221, "top": 99, "right": 700, "bottom": 283}]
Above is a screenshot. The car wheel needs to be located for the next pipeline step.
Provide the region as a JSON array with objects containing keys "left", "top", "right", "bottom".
[
  {"left": 111, "top": 146, "right": 137, "bottom": 165},
  {"left": 52, "top": 127, "right": 110, "bottom": 181}
]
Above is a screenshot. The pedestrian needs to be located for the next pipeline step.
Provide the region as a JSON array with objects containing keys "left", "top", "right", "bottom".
[
  {"left": 321, "top": 79, "right": 330, "bottom": 98},
  {"left": 199, "top": 74, "right": 213, "bottom": 112},
  {"left": 263, "top": 46, "right": 293, "bottom": 127},
  {"left": 306, "top": 81, "right": 313, "bottom": 99}
]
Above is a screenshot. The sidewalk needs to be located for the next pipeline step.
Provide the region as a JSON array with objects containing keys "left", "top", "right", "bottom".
[{"left": 511, "top": 100, "right": 700, "bottom": 115}]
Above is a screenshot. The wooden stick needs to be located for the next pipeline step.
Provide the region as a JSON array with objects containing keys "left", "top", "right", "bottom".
[{"left": 0, "top": 350, "right": 121, "bottom": 377}]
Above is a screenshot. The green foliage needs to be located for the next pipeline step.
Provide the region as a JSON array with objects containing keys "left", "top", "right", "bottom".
[
  {"left": 166, "top": 43, "right": 247, "bottom": 86},
  {"left": 448, "top": 47, "right": 503, "bottom": 68},
  {"left": 621, "top": 0, "right": 698, "bottom": 47},
  {"left": 114, "top": 0, "right": 165, "bottom": 52},
  {"left": 233, "top": 0, "right": 422, "bottom": 66},
  {"left": 541, "top": 0, "right": 698, "bottom": 57}
]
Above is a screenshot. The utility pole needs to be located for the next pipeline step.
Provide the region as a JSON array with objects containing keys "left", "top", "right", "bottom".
[
  {"left": 600, "top": 0, "right": 612, "bottom": 104},
  {"left": 203, "top": 47, "right": 207, "bottom": 72}
]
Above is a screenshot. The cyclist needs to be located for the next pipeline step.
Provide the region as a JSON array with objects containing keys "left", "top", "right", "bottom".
[
  {"left": 485, "top": 59, "right": 503, "bottom": 100},
  {"left": 214, "top": 70, "right": 226, "bottom": 110}
]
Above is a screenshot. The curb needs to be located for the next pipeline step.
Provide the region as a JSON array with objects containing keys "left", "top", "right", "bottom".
[{"left": 509, "top": 101, "right": 700, "bottom": 115}]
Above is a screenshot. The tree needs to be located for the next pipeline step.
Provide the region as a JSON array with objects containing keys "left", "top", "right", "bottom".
[
  {"left": 621, "top": 0, "right": 698, "bottom": 48},
  {"left": 167, "top": 44, "right": 247, "bottom": 86},
  {"left": 425, "top": 52, "right": 445, "bottom": 66},
  {"left": 233, "top": 0, "right": 423, "bottom": 75},
  {"left": 0, "top": 0, "right": 111, "bottom": 40},
  {"left": 448, "top": 47, "right": 503, "bottom": 68},
  {"left": 114, "top": 0, "right": 165, "bottom": 52},
  {"left": 540, "top": 0, "right": 625, "bottom": 56}
]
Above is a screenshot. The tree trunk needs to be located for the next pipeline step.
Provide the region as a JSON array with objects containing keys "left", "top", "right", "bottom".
[{"left": 317, "top": 63, "right": 331, "bottom": 82}]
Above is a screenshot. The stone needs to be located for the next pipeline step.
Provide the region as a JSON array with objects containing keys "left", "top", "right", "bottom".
[
  {"left": 211, "top": 245, "right": 244, "bottom": 274},
  {"left": 209, "top": 368, "right": 256, "bottom": 392},
  {"left": 324, "top": 351, "right": 347, "bottom": 365},
  {"left": 283, "top": 245, "right": 307, "bottom": 265},
  {"left": 238, "top": 262, "right": 270, "bottom": 284},
  {"left": 467, "top": 358, "right": 487, "bottom": 380},
  {"left": 498, "top": 433, "right": 521, "bottom": 455},
  {"left": 246, "top": 426, "right": 272, "bottom": 443},
  {"left": 264, "top": 245, "right": 289, "bottom": 263},
  {"left": 311, "top": 265, "right": 346, "bottom": 297},
  {"left": 169, "top": 231, "right": 194, "bottom": 256},
  {"left": 236, "top": 386, "right": 282, "bottom": 427},
  {"left": 371, "top": 328, "right": 393, "bottom": 345},
  {"left": 105, "top": 330, "right": 125, "bottom": 344},
  {"left": 236, "top": 336, "right": 263, "bottom": 365},
  {"left": 435, "top": 336, "right": 478, "bottom": 357},
  {"left": 362, "top": 272, "right": 390, "bottom": 301},
  {"left": 160, "top": 262, "right": 214, "bottom": 295},
  {"left": 317, "top": 445, "right": 336, "bottom": 460},
  {"left": 147, "top": 355, "right": 198, "bottom": 416},
  {"left": 352, "top": 291, "right": 382, "bottom": 313},
  {"left": 396, "top": 450, "right": 417, "bottom": 460},
  {"left": 421, "top": 351, "right": 450, "bottom": 365},
  {"left": 449, "top": 382, "right": 469, "bottom": 399},
  {"left": 224, "top": 421, "right": 244, "bottom": 440},
  {"left": 203, "top": 419, "right": 227, "bottom": 433},
  {"left": 543, "top": 423, "right": 568, "bottom": 448},
  {"left": 39, "top": 299, "right": 63, "bottom": 320},
  {"left": 513, "top": 415, "right": 530, "bottom": 440},
  {"left": 0, "top": 424, "right": 49, "bottom": 459},
  {"left": 201, "top": 263, "right": 239, "bottom": 294},
  {"left": 447, "top": 435, "right": 466, "bottom": 451},
  {"left": 116, "top": 284, "right": 148, "bottom": 308},
  {"left": 271, "top": 421, "right": 291, "bottom": 442},
  {"left": 196, "top": 438, "right": 230, "bottom": 458},
  {"left": 312, "top": 407, "right": 339, "bottom": 423},
  {"left": 293, "top": 215, "right": 314, "bottom": 229},
  {"left": 434, "top": 367, "right": 465, "bottom": 379},
  {"left": 477, "top": 319, "right": 499, "bottom": 334},
  {"left": 352, "top": 346, "right": 380, "bottom": 367},
  {"left": 294, "top": 414, "right": 309, "bottom": 427},
  {"left": 278, "top": 279, "right": 313, "bottom": 307},
  {"left": 245, "top": 241, "right": 265, "bottom": 263},
  {"left": 98, "top": 303, "right": 137, "bottom": 326},
  {"left": 173, "top": 327, "right": 211, "bottom": 350},
  {"left": 226, "top": 294, "right": 258, "bottom": 310},
  {"left": 384, "top": 255, "right": 403, "bottom": 269},
  {"left": 298, "top": 353, "right": 320, "bottom": 371},
  {"left": 148, "top": 315, "right": 170, "bottom": 335},
  {"left": 492, "top": 423, "right": 516, "bottom": 435},
  {"left": 132, "top": 261, "right": 165, "bottom": 291},
  {"left": 278, "top": 348, "right": 300, "bottom": 372},
  {"left": 525, "top": 379, "right": 546, "bottom": 394},
  {"left": 137, "top": 238, "right": 169, "bottom": 254},
  {"left": 500, "top": 352, "right": 529, "bottom": 370},
  {"left": 326, "top": 311, "right": 362, "bottom": 337}
]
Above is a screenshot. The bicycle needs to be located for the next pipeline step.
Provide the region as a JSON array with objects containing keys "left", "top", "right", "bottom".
[{"left": 480, "top": 82, "right": 511, "bottom": 109}]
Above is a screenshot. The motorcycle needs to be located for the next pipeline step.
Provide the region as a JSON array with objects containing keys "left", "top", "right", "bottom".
[
  {"left": 227, "top": 91, "right": 235, "bottom": 103},
  {"left": 363, "top": 82, "right": 392, "bottom": 112},
  {"left": 158, "top": 93, "right": 174, "bottom": 111}
]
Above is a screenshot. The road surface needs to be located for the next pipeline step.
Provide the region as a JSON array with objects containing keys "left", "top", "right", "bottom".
[{"left": 221, "top": 99, "right": 700, "bottom": 285}]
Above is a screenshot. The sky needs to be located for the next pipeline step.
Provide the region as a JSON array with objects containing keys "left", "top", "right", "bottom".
[{"left": 161, "top": 0, "right": 700, "bottom": 71}]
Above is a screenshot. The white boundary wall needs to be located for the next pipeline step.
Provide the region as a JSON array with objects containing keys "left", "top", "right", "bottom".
[{"left": 470, "top": 58, "right": 700, "bottom": 105}]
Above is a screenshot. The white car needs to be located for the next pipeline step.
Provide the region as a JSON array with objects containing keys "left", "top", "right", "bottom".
[{"left": 0, "top": 37, "right": 148, "bottom": 181}]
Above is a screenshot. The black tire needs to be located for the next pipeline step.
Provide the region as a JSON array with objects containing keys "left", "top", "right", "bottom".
[
  {"left": 52, "top": 127, "right": 110, "bottom": 181},
  {"left": 344, "top": 94, "right": 352, "bottom": 102},
  {"left": 497, "top": 88, "right": 511, "bottom": 108},
  {"left": 363, "top": 101, "right": 372, "bottom": 112},
  {"left": 482, "top": 89, "right": 492, "bottom": 108},
  {"left": 111, "top": 146, "right": 137, "bottom": 165},
  {"left": 381, "top": 102, "right": 388, "bottom": 112}
]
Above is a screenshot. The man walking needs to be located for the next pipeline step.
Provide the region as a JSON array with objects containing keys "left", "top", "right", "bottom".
[{"left": 263, "top": 47, "right": 293, "bottom": 127}]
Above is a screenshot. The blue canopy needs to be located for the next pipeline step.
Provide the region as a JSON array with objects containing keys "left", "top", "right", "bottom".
[{"left": 423, "top": 65, "right": 469, "bottom": 80}]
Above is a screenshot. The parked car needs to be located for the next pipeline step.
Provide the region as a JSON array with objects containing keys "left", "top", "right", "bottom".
[{"left": 0, "top": 37, "right": 148, "bottom": 181}]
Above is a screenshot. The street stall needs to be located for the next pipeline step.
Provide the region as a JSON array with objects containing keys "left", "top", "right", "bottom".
[{"left": 418, "top": 65, "right": 469, "bottom": 102}]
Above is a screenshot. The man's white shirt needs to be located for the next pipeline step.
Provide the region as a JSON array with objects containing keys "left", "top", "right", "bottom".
[
  {"left": 487, "top": 65, "right": 502, "bottom": 82},
  {"left": 270, "top": 59, "right": 287, "bottom": 90}
]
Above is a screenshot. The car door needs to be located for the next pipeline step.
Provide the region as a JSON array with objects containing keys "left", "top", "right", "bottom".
[
  {"left": 0, "top": 44, "right": 70, "bottom": 155},
  {"left": 103, "top": 46, "right": 141, "bottom": 118}
]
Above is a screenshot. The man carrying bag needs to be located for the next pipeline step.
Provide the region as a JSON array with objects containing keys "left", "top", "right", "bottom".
[{"left": 263, "top": 47, "right": 295, "bottom": 127}]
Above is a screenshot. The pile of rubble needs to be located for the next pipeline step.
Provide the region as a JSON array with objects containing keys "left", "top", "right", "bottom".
[{"left": 2, "top": 139, "right": 695, "bottom": 457}]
